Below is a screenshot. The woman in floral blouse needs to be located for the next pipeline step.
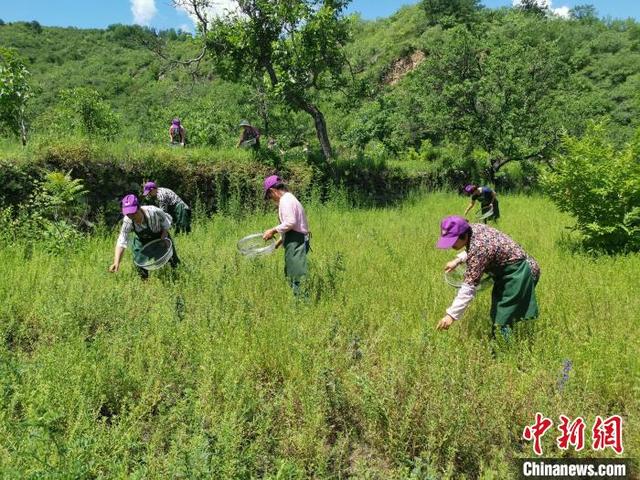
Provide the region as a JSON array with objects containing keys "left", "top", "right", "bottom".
[{"left": 435, "top": 216, "right": 540, "bottom": 338}]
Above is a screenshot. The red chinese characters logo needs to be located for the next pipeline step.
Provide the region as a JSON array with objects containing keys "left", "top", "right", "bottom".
[
  {"left": 592, "top": 415, "right": 624, "bottom": 454},
  {"left": 557, "top": 415, "right": 586, "bottom": 451},
  {"left": 524, "top": 414, "right": 624, "bottom": 455},
  {"left": 523, "top": 413, "right": 554, "bottom": 456}
]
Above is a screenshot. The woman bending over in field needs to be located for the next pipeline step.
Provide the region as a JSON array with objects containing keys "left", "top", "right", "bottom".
[
  {"left": 463, "top": 184, "right": 500, "bottom": 223},
  {"left": 262, "top": 175, "right": 310, "bottom": 296},
  {"left": 169, "top": 118, "right": 186, "bottom": 146},
  {"left": 436, "top": 216, "right": 540, "bottom": 339},
  {"left": 109, "top": 194, "right": 180, "bottom": 279},
  {"left": 143, "top": 181, "right": 192, "bottom": 234}
]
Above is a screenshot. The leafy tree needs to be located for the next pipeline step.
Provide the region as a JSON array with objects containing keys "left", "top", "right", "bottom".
[
  {"left": 29, "top": 21, "right": 43, "bottom": 34},
  {"left": 422, "top": 0, "right": 482, "bottom": 28},
  {"left": 541, "top": 123, "right": 640, "bottom": 252},
  {"left": 416, "top": 16, "right": 570, "bottom": 181},
  {"left": 42, "top": 87, "right": 120, "bottom": 138},
  {"left": 172, "top": 0, "right": 352, "bottom": 161},
  {"left": 570, "top": 4, "right": 598, "bottom": 23},
  {"left": 514, "top": 0, "right": 549, "bottom": 16},
  {"left": 0, "top": 47, "right": 32, "bottom": 145}
]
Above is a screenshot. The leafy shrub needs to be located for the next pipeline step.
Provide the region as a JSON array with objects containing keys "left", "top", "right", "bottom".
[
  {"left": 541, "top": 123, "right": 640, "bottom": 253},
  {"left": 0, "top": 170, "right": 87, "bottom": 253},
  {"left": 0, "top": 139, "right": 416, "bottom": 223},
  {"left": 400, "top": 140, "right": 478, "bottom": 189},
  {"left": 0, "top": 47, "right": 32, "bottom": 143},
  {"left": 36, "top": 87, "right": 120, "bottom": 139}
]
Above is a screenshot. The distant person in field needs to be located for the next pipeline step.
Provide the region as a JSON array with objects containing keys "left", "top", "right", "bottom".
[
  {"left": 436, "top": 216, "right": 540, "bottom": 339},
  {"left": 169, "top": 118, "right": 186, "bottom": 146},
  {"left": 143, "top": 181, "right": 192, "bottom": 234},
  {"left": 109, "top": 194, "right": 180, "bottom": 279},
  {"left": 262, "top": 175, "right": 310, "bottom": 296},
  {"left": 464, "top": 184, "right": 500, "bottom": 223},
  {"left": 237, "top": 120, "right": 260, "bottom": 150}
]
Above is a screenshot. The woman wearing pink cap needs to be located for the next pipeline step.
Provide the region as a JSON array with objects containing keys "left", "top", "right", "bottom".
[
  {"left": 169, "top": 118, "right": 186, "bottom": 146},
  {"left": 436, "top": 216, "right": 540, "bottom": 338},
  {"left": 463, "top": 184, "right": 500, "bottom": 223},
  {"left": 109, "top": 194, "right": 180, "bottom": 279},
  {"left": 262, "top": 175, "right": 310, "bottom": 295},
  {"left": 143, "top": 181, "right": 192, "bottom": 234}
]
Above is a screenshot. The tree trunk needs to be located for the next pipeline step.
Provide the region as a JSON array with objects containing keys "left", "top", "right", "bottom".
[
  {"left": 256, "top": 84, "right": 270, "bottom": 136},
  {"left": 19, "top": 112, "right": 27, "bottom": 147},
  {"left": 302, "top": 102, "right": 332, "bottom": 161}
]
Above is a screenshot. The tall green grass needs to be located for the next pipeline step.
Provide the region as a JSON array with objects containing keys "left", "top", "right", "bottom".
[{"left": 0, "top": 194, "right": 637, "bottom": 478}]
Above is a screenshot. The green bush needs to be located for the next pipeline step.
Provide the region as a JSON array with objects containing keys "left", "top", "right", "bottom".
[
  {"left": 541, "top": 123, "right": 640, "bottom": 253},
  {"left": 0, "top": 139, "right": 421, "bottom": 223},
  {"left": 35, "top": 87, "right": 120, "bottom": 139},
  {"left": 0, "top": 170, "right": 87, "bottom": 253}
]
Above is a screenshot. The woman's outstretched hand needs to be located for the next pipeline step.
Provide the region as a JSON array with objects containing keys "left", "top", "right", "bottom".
[{"left": 437, "top": 314, "right": 455, "bottom": 330}]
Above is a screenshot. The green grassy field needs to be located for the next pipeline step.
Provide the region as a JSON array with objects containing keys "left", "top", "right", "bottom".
[{"left": 0, "top": 193, "right": 638, "bottom": 478}]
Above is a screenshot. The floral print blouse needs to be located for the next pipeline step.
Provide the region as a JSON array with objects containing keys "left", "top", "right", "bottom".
[{"left": 463, "top": 223, "right": 540, "bottom": 286}]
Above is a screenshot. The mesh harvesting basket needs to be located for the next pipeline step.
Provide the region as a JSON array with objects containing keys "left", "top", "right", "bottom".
[
  {"left": 444, "top": 266, "right": 493, "bottom": 291},
  {"left": 237, "top": 233, "right": 276, "bottom": 258},
  {"left": 240, "top": 138, "right": 257, "bottom": 148},
  {"left": 476, "top": 205, "right": 494, "bottom": 221},
  {"left": 134, "top": 238, "right": 174, "bottom": 271}
]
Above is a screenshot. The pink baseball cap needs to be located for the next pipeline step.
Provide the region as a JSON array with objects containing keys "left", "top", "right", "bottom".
[
  {"left": 121, "top": 194, "right": 139, "bottom": 215},
  {"left": 436, "top": 215, "right": 470, "bottom": 249},
  {"left": 143, "top": 181, "right": 157, "bottom": 196},
  {"left": 263, "top": 175, "right": 282, "bottom": 198}
]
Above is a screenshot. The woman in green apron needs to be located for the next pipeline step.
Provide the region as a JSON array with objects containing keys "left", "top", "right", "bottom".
[
  {"left": 143, "top": 182, "right": 192, "bottom": 234},
  {"left": 261, "top": 175, "right": 310, "bottom": 295},
  {"left": 463, "top": 184, "right": 500, "bottom": 223},
  {"left": 435, "top": 216, "right": 539, "bottom": 339},
  {"left": 109, "top": 194, "right": 180, "bottom": 279}
]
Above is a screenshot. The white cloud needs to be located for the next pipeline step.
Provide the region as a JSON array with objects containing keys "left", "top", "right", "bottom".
[
  {"left": 552, "top": 6, "right": 571, "bottom": 18},
  {"left": 176, "top": 0, "right": 240, "bottom": 28},
  {"left": 512, "top": 0, "right": 550, "bottom": 8},
  {"left": 131, "top": 0, "right": 158, "bottom": 26},
  {"left": 512, "top": 0, "right": 571, "bottom": 19}
]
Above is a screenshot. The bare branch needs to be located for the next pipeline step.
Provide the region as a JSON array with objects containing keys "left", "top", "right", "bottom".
[{"left": 171, "top": 0, "right": 214, "bottom": 35}]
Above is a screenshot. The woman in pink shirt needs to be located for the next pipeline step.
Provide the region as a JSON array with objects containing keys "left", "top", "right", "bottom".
[{"left": 262, "top": 175, "right": 310, "bottom": 295}]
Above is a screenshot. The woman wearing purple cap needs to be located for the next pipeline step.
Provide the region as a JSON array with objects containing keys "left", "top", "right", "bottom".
[
  {"left": 262, "top": 175, "right": 310, "bottom": 295},
  {"left": 169, "top": 118, "right": 186, "bottom": 146},
  {"left": 143, "top": 182, "right": 192, "bottom": 234},
  {"left": 463, "top": 184, "right": 500, "bottom": 223},
  {"left": 436, "top": 216, "right": 540, "bottom": 338},
  {"left": 109, "top": 194, "right": 180, "bottom": 279}
]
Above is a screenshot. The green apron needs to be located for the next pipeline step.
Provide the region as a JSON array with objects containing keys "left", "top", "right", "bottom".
[
  {"left": 169, "top": 202, "right": 192, "bottom": 234},
  {"left": 283, "top": 230, "right": 309, "bottom": 287},
  {"left": 480, "top": 198, "right": 500, "bottom": 222},
  {"left": 130, "top": 220, "right": 179, "bottom": 278},
  {"left": 490, "top": 259, "right": 538, "bottom": 327}
]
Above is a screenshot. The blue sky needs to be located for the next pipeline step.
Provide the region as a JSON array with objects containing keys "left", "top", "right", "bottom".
[{"left": 0, "top": 1, "right": 638, "bottom": 31}]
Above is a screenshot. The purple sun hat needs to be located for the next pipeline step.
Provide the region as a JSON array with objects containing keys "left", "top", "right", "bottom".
[
  {"left": 121, "top": 194, "right": 139, "bottom": 215},
  {"left": 172, "top": 117, "right": 181, "bottom": 126},
  {"left": 436, "top": 215, "right": 470, "bottom": 249},
  {"left": 143, "top": 181, "right": 157, "bottom": 196},
  {"left": 464, "top": 184, "right": 476, "bottom": 194},
  {"left": 263, "top": 175, "right": 282, "bottom": 198}
]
